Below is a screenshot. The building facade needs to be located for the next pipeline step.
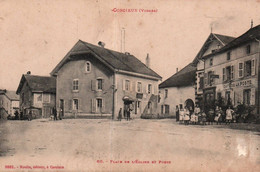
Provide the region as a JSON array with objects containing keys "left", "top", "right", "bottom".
[
  {"left": 0, "top": 89, "right": 19, "bottom": 119},
  {"left": 193, "top": 33, "right": 235, "bottom": 108},
  {"left": 202, "top": 25, "right": 260, "bottom": 114},
  {"left": 159, "top": 63, "right": 196, "bottom": 117},
  {"left": 16, "top": 74, "right": 56, "bottom": 119},
  {"left": 50, "top": 40, "right": 162, "bottom": 119}
]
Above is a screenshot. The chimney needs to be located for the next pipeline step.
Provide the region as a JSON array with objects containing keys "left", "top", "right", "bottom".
[
  {"left": 251, "top": 19, "right": 253, "bottom": 28},
  {"left": 27, "top": 71, "right": 31, "bottom": 75},
  {"left": 125, "top": 52, "right": 130, "bottom": 55},
  {"left": 146, "top": 53, "right": 150, "bottom": 68},
  {"left": 98, "top": 41, "right": 105, "bottom": 48},
  {"left": 176, "top": 68, "right": 178, "bottom": 73}
]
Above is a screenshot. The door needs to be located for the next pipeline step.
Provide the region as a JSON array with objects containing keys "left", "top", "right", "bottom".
[
  {"left": 135, "top": 101, "right": 142, "bottom": 117},
  {"left": 59, "top": 99, "right": 64, "bottom": 117}
]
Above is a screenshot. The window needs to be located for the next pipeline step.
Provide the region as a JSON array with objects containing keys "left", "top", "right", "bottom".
[
  {"left": 85, "top": 61, "right": 91, "bottom": 73},
  {"left": 246, "top": 45, "right": 251, "bottom": 54},
  {"left": 43, "top": 94, "right": 50, "bottom": 103},
  {"left": 165, "top": 89, "right": 168, "bottom": 98},
  {"left": 164, "top": 105, "right": 170, "bottom": 114},
  {"left": 97, "top": 79, "right": 103, "bottom": 90},
  {"left": 244, "top": 60, "right": 252, "bottom": 77},
  {"left": 199, "top": 77, "right": 204, "bottom": 90},
  {"left": 97, "top": 98, "right": 102, "bottom": 109},
  {"left": 137, "top": 82, "right": 142, "bottom": 93},
  {"left": 125, "top": 80, "right": 130, "bottom": 91},
  {"left": 210, "top": 58, "right": 213, "bottom": 66},
  {"left": 243, "top": 89, "right": 251, "bottom": 105},
  {"left": 238, "top": 62, "right": 244, "bottom": 78},
  {"left": 148, "top": 84, "right": 152, "bottom": 94},
  {"left": 73, "top": 79, "right": 79, "bottom": 91},
  {"left": 223, "top": 66, "right": 234, "bottom": 81},
  {"left": 73, "top": 99, "right": 79, "bottom": 110},
  {"left": 207, "top": 71, "right": 213, "bottom": 85},
  {"left": 34, "top": 93, "right": 42, "bottom": 103},
  {"left": 227, "top": 52, "right": 231, "bottom": 60}
]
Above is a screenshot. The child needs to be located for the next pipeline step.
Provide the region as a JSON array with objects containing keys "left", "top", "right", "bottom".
[
  {"left": 226, "top": 106, "right": 234, "bottom": 124},
  {"left": 190, "top": 112, "right": 196, "bottom": 125},
  {"left": 184, "top": 107, "right": 190, "bottom": 125},
  {"left": 179, "top": 108, "right": 184, "bottom": 124},
  {"left": 201, "top": 111, "right": 207, "bottom": 125}
]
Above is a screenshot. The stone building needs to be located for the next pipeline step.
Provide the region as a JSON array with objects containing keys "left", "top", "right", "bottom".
[
  {"left": 50, "top": 40, "right": 162, "bottom": 119},
  {"left": 159, "top": 63, "right": 196, "bottom": 117}
]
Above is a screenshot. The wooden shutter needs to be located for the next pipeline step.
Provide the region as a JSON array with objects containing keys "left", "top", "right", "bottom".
[
  {"left": 251, "top": 59, "right": 256, "bottom": 76},
  {"left": 102, "top": 79, "right": 104, "bottom": 90},
  {"left": 204, "top": 73, "right": 208, "bottom": 86},
  {"left": 231, "top": 65, "right": 234, "bottom": 80},
  {"left": 238, "top": 62, "right": 244, "bottom": 78},
  {"left": 101, "top": 99, "right": 105, "bottom": 113},
  {"left": 250, "top": 88, "right": 255, "bottom": 105},
  {"left": 91, "top": 99, "right": 96, "bottom": 113},
  {"left": 222, "top": 68, "right": 226, "bottom": 81},
  {"left": 91, "top": 80, "right": 96, "bottom": 91}
]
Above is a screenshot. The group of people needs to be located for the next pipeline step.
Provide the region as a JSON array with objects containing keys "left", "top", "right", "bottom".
[
  {"left": 118, "top": 105, "right": 132, "bottom": 121},
  {"left": 176, "top": 105, "right": 235, "bottom": 125},
  {"left": 52, "top": 107, "right": 63, "bottom": 121}
]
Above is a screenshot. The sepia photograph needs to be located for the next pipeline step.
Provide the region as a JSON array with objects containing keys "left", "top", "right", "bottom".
[{"left": 0, "top": 0, "right": 260, "bottom": 171}]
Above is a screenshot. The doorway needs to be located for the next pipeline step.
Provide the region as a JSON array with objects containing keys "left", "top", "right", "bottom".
[{"left": 59, "top": 99, "right": 64, "bottom": 117}]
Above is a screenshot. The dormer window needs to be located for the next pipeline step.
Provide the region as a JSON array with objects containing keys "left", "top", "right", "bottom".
[{"left": 85, "top": 61, "right": 91, "bottom": 73}]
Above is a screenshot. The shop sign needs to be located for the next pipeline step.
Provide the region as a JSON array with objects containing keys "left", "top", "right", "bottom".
[{"left": 223, "top": 79, "right": 253, "bottom": 89}]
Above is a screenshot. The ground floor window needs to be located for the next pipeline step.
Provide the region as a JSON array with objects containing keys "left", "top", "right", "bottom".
[
  {"left": 73, "top": 99, "right": 79, "bottom": 110},
  {"left": 243, "top": 89, "right": 251, "bottom": 105},
  {"left": 164, "top": 105, "right": 170, "bottom": 114}
]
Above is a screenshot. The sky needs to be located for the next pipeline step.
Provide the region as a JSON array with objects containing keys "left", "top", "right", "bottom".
[{"left": 1, "top": 0, "right": 260, "bottom": 91}]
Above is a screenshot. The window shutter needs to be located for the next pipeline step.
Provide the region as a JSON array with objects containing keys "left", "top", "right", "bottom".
[
  {"left": 69, "top": 99, "right": 72, "bottom": 110},
  {"left": 222, "top": 68, "right": 226, "bottom": 81},
  {"left": 102, "top": 79, "right": 105, "bottom": 90},
  {"left": 251, "top": 59, "right": 256, "bottom": 76},
  {"left": 152, "top": 84, "right": 155, "bottom": 94},
  {"left": 250, "top": 88, "right": 255, "bottom": 105},
  {"left": 102, "top": 99, "right": 105, "bottom": 113},
  {"left": 231, "top": 65, "right": 234, "bottom": 80},
  {"left": 91, "top": 80, "right": 96, "bottom": 91},
  {"left": 204, "top": 73, "right": 208, "bottom": 86},
  {"left": 238, "top": 62, "right": 244, "bottom": 78},
  {"left": 122, "top": 80, "right": 125, "bottom": 91},
  {"left": 146, "top": 85, "right": 149, "bottom": 94},
  {"left": 91, "top": 99, "right": 96, "bottom": 113},
  {"left": 78, "top": 99, "right": 81, "bottom": 111}
]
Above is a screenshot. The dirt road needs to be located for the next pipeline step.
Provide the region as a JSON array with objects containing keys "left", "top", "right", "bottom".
[{"left": 0, "top": 119, "right": 259, "bottom": 171}]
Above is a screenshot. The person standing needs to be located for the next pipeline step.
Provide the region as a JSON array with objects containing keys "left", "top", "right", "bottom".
[
  {"left": 176, "top": 105, "right": 179, "bottom": 122},
  {"left": 226, "top": 106, "right": 234, "bottom": 124},
  {"left": 28, "top": 110, "right": 32, "bottom": 121},
  {"left": 194, "top": 105, "right": 200, "bottom": 124},
  {"left": 118, "top": 108, "right": 122, "bottom": 121},
  {"left": 53, "top": 107, "right": 57, "bottom": 121},
  {"left": 126, "top": 106, "right": 131, "bottom": 121}
]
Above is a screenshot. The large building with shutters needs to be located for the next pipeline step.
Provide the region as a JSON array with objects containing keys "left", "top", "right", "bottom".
[
  {"left": 50, "top": 40, "right": 162, "bottom": 119},
  {"left": 202, "top": 25, "right": 260, "bottom": 114}
]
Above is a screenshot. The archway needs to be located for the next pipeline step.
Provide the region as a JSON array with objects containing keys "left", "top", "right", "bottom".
[{"left": 185, "top": 99, "right": 194, "bottom": 112}]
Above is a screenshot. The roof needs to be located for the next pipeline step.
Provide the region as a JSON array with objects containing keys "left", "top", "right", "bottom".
[
  {"left": 50, "top": 40, "right": 162, "bottom": 80},
  {"left": 213, "top": 33, "right": 235, "bottom": 45},
  {"left": 16, "top": 74, "right": 56, "bottom": 94},
  {"left": 0, "top": 90, "right": 19, "bottom": 101},
  {"left": 203, "top": 24, "right": 260, "bottom": 59},
  {"left": 192, "top": 33, "right": 235, "bottom": 64},
  {"left": 159, "top": 63, "right": 196, "bottom": 88}
]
